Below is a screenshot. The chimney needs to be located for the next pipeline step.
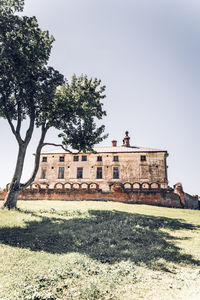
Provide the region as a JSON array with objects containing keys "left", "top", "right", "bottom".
[
  {"left": 112, "top": 140, "right": 117, "bottom": 147},
  {"left": 123, "top": 131, "right": 130, "bottom": 147}
]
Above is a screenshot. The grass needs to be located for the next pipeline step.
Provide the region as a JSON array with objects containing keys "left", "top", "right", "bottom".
[{"left": 0, "top": 201, "right": 200, "bottom": 299}]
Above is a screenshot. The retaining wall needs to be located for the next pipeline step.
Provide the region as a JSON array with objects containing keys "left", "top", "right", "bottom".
[{"left": 0, "top": 188, "right": 182, "bottom": 208}]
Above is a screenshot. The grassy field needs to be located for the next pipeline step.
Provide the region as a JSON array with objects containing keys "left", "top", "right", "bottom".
[{"left": 0, "top": 201, "right": 200, "bottom": 300}]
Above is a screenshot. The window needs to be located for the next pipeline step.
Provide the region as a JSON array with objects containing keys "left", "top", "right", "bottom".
[
  {"left": 58, "top": 167, "right": 64, "bottom": 179},
  {"left": 113, "top": 167, "right": 119, "bottom": 179},
  {"left": 77, "top": 167, "right": 83, "bottom": 179},
  {"left": 59, "top": 156, "right": 64, "bottom": 162},
  {"left": 82, "top": 155, "right": 87, "bottom": 161},
  {"left": 113, "top": 156, "right": 119, "bottom": 162},
  {"left": 96, "top": 167, "right": 102, "bottom": 179},
  {"left": 73, "top": 156, "right": 79, "bottom": 162},
  {"left": 42, "top": 156, "right": 47, "bottom": 162},
  {"left": 97, "top": 156, "right": 102, "bottom": 161},
  {"left": 41, "top": 168, "right": 47, "bottom": 179},
  {"left": 140, "top": 155, "right": 146, "bottom": 162}
]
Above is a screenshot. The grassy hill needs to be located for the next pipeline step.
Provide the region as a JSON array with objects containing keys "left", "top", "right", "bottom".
[{"left": 0, "top": 201, "right": 200, "bottom": 299}]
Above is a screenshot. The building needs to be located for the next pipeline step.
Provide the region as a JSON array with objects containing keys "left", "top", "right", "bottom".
[{"left": 34, "top": 132, "right": 168, "bottom": 191}]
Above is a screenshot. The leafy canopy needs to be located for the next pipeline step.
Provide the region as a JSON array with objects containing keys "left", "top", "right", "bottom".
[
  {"left": 0, "top": 12, "right": 64, "bottom": 136},
  {"left": 55, "top": 74, "right": 107, "bottom": 152},
  {"left": 0, "top": 0, "right": 24, "bottom": 14},
  {"left": 0, "top": 0, "right": 107, "bottom": 152}
]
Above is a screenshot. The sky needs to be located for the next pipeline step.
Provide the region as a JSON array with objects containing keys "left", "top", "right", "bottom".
[{"left": 0, "top": 0, "right": 200, "bottom": 195}]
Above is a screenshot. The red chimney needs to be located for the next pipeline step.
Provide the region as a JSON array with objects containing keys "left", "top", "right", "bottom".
[
  {"left": 123, "top": 131, "right": 130, "bottom": 147},
  {"left": 112, "top": 140, "right": 117, "bottom": 147}
]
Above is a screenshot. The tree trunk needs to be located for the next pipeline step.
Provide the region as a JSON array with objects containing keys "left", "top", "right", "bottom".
[
  {"left": 3, "top": 144, "right": 26, "bottom": 209},
  {"left": 3, "top": 188, "right": 21, "bottom": 209},
  {"left": 2, "top": 125, "right": 48, "bottom": 209}
]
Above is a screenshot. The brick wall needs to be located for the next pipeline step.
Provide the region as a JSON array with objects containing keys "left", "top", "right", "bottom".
[{"left": 0, "top": 188, "right": 182, "bottom": 208}]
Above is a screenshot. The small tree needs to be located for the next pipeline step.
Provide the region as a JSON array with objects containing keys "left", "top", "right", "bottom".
[{"left": 0, "top": 1, "right": 107, "bottom": 209}]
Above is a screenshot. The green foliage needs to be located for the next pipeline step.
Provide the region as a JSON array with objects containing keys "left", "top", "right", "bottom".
[
  {"left": 0, "top": 0, "right": 24, "bottom": 14},
  {"left": 55, "top": 74, "right": 107, "bottom": 152},
  {"left": 0, "top": 10, "right": 63, "bottom": 123},
  {"left": 0, "top": 1, "right": 107, "bottom": 151}
]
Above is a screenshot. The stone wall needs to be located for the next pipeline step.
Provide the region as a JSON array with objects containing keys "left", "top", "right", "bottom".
[
  {"left": 0, "top": 183, "right": 183, "bottom": 208},
  {"left": 173, "top": 182, "right": 199, "bottom": 209},
  {"left": 184, "top": 193, "right": 199, "bottom": 209},
  {"left": 36, "top": 149, "right": 168, "bottom": 190},
  {"left": 1, "top": 182, "right": 198, "bottom": 209}
]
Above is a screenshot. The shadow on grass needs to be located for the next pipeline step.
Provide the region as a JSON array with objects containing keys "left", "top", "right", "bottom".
[{"left": 0, "top": 209, "right": 199, "bottom": 267}]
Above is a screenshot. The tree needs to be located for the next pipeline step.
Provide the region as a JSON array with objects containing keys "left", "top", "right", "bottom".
[{"left": 0, "top": 1, "right": 107, "bottom": 209}]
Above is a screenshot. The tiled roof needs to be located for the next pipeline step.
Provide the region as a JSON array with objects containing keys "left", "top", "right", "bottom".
[{"left": 41, "top": 146, "right": 167, "bottom": 154}]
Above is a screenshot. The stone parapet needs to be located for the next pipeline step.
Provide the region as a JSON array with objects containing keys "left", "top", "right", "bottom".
[
  {"left": 0, "top": 187, "right": 182, "bottom": 209},
  {"left": 1, "top": 182, "right": 198, "bottom": 209}
]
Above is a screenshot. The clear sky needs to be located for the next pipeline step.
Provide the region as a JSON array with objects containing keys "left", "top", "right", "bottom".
[{"left": 0, "top": 0, "right": 200, "bottom": 195}]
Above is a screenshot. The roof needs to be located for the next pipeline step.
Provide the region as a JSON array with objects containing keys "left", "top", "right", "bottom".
[{"left": 41, "top": 146, "right": 167, "bottom": 154}]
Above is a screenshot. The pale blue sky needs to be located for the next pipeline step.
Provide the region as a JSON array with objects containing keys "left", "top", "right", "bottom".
[{"left": 0, "top": 0, "right": 200, "bottom": 195}]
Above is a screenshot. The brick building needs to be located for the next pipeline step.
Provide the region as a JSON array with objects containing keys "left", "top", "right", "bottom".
[{"left": 34, "top": 132, "right": 168, "bottom": 191}]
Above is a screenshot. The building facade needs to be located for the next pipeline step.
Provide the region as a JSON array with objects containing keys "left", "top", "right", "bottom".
[{"left": 34, "top": 132, "right": 168, "bottom": 191}]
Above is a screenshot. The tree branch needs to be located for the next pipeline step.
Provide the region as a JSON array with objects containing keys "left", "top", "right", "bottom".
[
  {"left": 42, "top": 143, "right": 74, "bottom": 153},
  {"left": 21, "top": 125, "right": 48, "bottom": 189},
  {"left": 24, "top": 112, "right": 35, "bottom": 144},
  {"left": 16, "top": 103, "right": 22, "bottom": 134},
  {"left": 5, "top": 110, "right": 23, "bottom": 144},
  {"left": 22, "top": 137, "right": 80, "bottom": 189}
]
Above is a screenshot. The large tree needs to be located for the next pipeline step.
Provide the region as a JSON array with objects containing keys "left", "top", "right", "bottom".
[{"left": 0, "top": 1, "right": 107, "bottom": 209}]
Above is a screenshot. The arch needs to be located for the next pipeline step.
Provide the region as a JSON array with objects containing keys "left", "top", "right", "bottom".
[
  {"left": 132, "top": 182, "right": 141, "bottom": 189},
  {"left": 141, "top": 182, "right": 150, "bottom": 190},
  {"left": 54, "top": 182, "right": 64, "bottom": 190},
  {"left": 39, "top": 183, "right": 49, "bottom": 190},
  {"left": 72, "top": 183, "right": 80, "bottom": 189},
  {"left": 150, "top": 182, "right": 160, "bottom": 189},
  {"left": 123, "top": 182, "right": 133, "bottom": 190},
  {"left": 88, "top": 182, "right": 99, "bottom": 190},
  {"left": 64, "top": 182, "right": 72, "bottom": 189},
  {"left": 30, "top": 183, "right": 40, "bottom": 190},
  {"left": 81, "top": 182, "right": 89, "bottom": 189}
]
